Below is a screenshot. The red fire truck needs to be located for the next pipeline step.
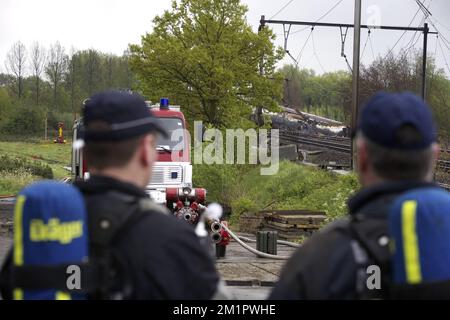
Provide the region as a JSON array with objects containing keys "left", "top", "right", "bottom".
[{"left": 71, "top": 97, "right": 230, "bottom": 253}]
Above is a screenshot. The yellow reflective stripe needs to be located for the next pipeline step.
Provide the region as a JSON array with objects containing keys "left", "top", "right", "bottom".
[
  {"left": 401, "top": 200, "right": 422, "bottom": 284},
  {"left": 13, "top": 195, "right": 26, "bottom": 300},
  {"left": 13, "top": 195, "right": 26, "bottom": 266},
  {"left": 13, "top": 289, "right": 23, "bottom": 300},
  {"left": 55, "top": 291, "right": 71, "bottom": 300}
]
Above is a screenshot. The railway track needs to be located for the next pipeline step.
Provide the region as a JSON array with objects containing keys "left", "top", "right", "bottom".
[
  {"left": 280, "top": 131, "right": 450, "bottom": 171},
  {"left": 438, "top": 183, "right": 450, "bottom": 191},
  {"left": 280, "top": 131, "right": 351, "bottom": 153},
  {"left": 279, "top": 131, "right": 450, "bottom": 189},
  {"left": 438, "top": 160, "right": 450, "bottom": 172}
]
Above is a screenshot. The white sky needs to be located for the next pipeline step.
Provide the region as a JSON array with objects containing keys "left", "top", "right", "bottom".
[{"left": 0, "top": 0, "right": 449, "bottom": 77}]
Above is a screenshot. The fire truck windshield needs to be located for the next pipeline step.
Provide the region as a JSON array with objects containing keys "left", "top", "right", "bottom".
[{"left": 156, "top": 117, "right": 185, "bottom": 151}]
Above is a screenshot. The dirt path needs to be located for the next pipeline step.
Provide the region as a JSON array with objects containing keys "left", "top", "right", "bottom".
[
  {"left": 0, "top": 200, "right": 13, "bottom": 267},
  {"left": 216, "top": 233, "right": 296, "bottom": 286},
  {"left": 0, "top": 236, "right": 11, "bottom": 267}
]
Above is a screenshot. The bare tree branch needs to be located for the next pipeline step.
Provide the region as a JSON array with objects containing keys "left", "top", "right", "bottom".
[
  {"left": 30, "top": 42, "right": 46, "bottom": 105},
  {"left": 5, "top": 41, "right": 27, "bottom": 99},
  {"left": 45, "top": 41, "right": 67, "bottom": 111}
]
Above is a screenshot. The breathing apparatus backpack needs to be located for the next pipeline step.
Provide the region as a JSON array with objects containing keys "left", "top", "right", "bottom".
[
  {"left": 6, "top": 180, "right": 149, "bottom": 300},
  {"left": 388, "top": 187, "right": 450, "bottom": 299},
  {"left": 345, "top": 185, "right": 450, "bottom": 299},
  {"left": 9, "top": 180, "right": 89, "bottom": 300}
]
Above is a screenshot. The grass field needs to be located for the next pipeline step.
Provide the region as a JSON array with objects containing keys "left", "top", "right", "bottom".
[
  {"left": 0, "top": 140, "right": 72, "bottom": 195},
  {"left": 193, "top": 161, "right": 360, "bottom": 223}
]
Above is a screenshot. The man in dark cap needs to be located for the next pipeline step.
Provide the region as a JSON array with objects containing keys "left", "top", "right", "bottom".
[
  {"left": 77, "top": 91, "right": 225, "bottom": 299},
  {"left": 270, "top": 91, "right": 441, "bottom": 299},
  {"left": 0, "top": 90, "right": 222, "bottom": 300}
]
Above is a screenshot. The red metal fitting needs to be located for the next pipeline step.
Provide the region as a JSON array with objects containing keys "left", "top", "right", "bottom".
[
  {"left": 194, "top": 188, "right": 206, "bottom": 203},
  {"left": 217, "top": 221, "right": 230, "bottom": 246},
  {"left": 218, "top": 229, "right": 230, "bottom": 246},
  {"left": 166, "top": 188, "right": 179, "bottom": 202},
  {"left": 190, "top": 202, "right": 199, "bottom": 211}
]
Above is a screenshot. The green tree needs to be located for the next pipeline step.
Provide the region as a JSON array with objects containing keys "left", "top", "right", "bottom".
[
  {"left": 129, "top": 0, "right": 284, "bottom": 129},
  {"left": 0, "top": 87, "right": 15, "bottom": 126},
  {"left": 279, "top": 65, "right": 351, "bottom": 122},
  {"left": 360, "top": 50, "right": 450, "bottom": 141}
]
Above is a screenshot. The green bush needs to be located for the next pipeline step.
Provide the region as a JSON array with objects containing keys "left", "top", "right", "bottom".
[
  {"left": 0, "top": 169, "right": 36, "bottom": 195},
  {"left": 193, "top": 161, "right": 360, "bottom": 225},
  {"left": 193, "top": 163, "right": 243, "bottom": 205},
  {"left": 1, "top": 104, "right": 45, "bottom": 135},
  {"left": 0, "top": 155, "right": 53, "bottom": 179},
  {"left": 0, "top": 107, "right": 75, "bottom": 141}
]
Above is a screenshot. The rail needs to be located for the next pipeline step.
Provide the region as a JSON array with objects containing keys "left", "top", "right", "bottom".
[{"left": 279, "top": 131, "right": 351, "bottom": 153}]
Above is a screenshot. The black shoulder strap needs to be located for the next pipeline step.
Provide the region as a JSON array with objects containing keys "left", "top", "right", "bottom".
[
  {"left": 349, "top": 217, "right": 390, "bottom": 267},
  {"left": 86, "top": 192, "right": 168, "bottom": 245},
  {"left": 85, "top": 191, "right": 154, "bottom": 299},
  {"left": 348, "top": 217, "right": 391, "bottom": 299}
]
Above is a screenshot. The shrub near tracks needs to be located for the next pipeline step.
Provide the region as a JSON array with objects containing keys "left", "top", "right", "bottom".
[
  {"left": 0, "top": 140, "right": 71, "bottom": 195},
  {"left": 193, "top": 161, "right": 360, "bottom": 225},
  {"left": 0, "top": 155, "right": 53, "bottom": 179}
]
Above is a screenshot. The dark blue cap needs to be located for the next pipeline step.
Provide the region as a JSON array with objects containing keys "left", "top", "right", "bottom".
[
  {"left": 82, "top": 90, "right": 168, "bottom": 142},
  {"left": 357, "top": 92, "right": 437, "bottom": 150}
]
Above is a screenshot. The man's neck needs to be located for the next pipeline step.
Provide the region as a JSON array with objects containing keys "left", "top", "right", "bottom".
[
  {"left": 90, "top": 168, "right": 146, "bottom": 189},
  {"left": 362, "top": 175, "right": 431, "bottom": 189},
  {"left": 361, "top": 173, "right": 386, "bottom": 189}
]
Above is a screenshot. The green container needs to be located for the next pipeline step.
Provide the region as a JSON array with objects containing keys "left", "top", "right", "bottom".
[
  {"left": 215, "top": 244, "right": 226, "bottom": 258},
  {"left": 257, "top": 231, "right": 277, "bottom": 255}
]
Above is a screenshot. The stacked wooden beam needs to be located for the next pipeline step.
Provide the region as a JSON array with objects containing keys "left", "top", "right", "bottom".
[{"left": 261, "top": 209, "right": 326, "bottom": 240}]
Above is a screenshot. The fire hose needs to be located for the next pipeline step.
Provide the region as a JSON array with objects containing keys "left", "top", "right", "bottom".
[
  {"left": 236, "top": 235, "right": 301, "bottom": 248},
  {"left": 219, "top": 223, "right": 291, "bottom": 260},
  {"left": 198, "top": 203, "right": 297, "bottom": 260}
]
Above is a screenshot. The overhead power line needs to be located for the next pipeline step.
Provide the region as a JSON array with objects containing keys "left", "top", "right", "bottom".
[
  {"left": 361, "top": 29, "right": 371, "bottom": 60},
  {"left": 438, "top": 38, "right": 450, "bottom": 74},
  {"left": 269, "top": 0, "right": 295, "bottom": 20},
  {"left": 404, "top": 15, "right": 427, "bottom": 55},
  {"left": 311, "top": 31, "right": 326, "bottom": 73},
  {"left": 401, "top": 0, "right": 431, "bottom": 52},
  {"left": 295, "top": 27, "right": 314, "bottom": 67},
  {"left": 383, "top": 2, "right": 424, "bottom": 59},
  {"left": 313, "top": 0, "right": 345, "bottom": 24},
  {"left": 290, "top": 0, "right": 344, "bottom": 35},
  {"left": 433, "top": 34, "right": 439, "bottom": 57},
  {"left": 260, "top": 15, "right": 437, "bottom": 100},
  {"left": 414, "top": 0, "right": 432, "bottom": 18},
  {"left": 413, "top": 0, "right": 450, "bottom": 50},
  {"left": 368, "top": 31, "right": 376, "bottom": 60}
]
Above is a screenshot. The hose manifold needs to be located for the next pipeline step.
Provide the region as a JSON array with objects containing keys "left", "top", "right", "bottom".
[
  {"left": 210, "top": 221, "right": 222, "bottom": 233},
  {"left": 211, "top": 233, "right": 222, "bottom": 244}
]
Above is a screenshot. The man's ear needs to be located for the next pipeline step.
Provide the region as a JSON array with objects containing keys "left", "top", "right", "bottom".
[
  {"left": 357, "top": 136, "right": 369, "bottom": 174},
  {"left": 138, "top": 134, "right": 154, "bottom": 167},
  {"left": 431, "top": 142, "right": 440, "bottom": 167}
]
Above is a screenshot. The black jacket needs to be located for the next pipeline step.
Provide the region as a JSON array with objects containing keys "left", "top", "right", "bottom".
[
  {"left": 269, "top": 181, "right": 436, "bottom": 300},
  {"left": 0, "top": 175, "right": 219, "bottom": 300}
]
